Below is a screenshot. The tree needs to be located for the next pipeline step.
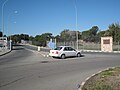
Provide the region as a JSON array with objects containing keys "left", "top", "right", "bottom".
[
  {"left": 60, "top": 29, "right": 69, "bottom": 41},
  {"left": 107, "top": 23, "right": 120, "bottom": 42},
  {"left": 34, "top": 33, "right": 53, "bottom": 46},
  {"left": 82, "top": 30, "right": 90, "bottom": 41},
  {"left": 60, "top": 29, "right": 80, "bottom": 42},
  {"left": 102, "top": 23, "right": 120, "bottom": 42},
  {"left": 82, "top": 26, "right": 99, "bottom": 42},
  {"left": 97, "top": 31, "right": 106, "bottom": 37},
  {"left": 10, "top": 34, "right": 30, "bottom": 44},
  {"left": 89, "top": 26, "right": 99, "bottom": 36},
  {"left": 11, "top": 34, "right": 21, "bottom": 43},
  {"left": 55, "top": 35, "right": 61, "bottom": 42},
  {"left": 29, "top": 36, "right": 34, "bottom": 41},
  {"left": 20, "top": 34, "right": 29, "bottom": 40}
]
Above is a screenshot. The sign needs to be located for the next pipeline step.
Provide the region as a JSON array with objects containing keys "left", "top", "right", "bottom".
[
  {"left": 47, "top": 41, "right": 55, "bottom": 49},
  {"left": 103, "top": 39, "right": 110, "bottom": 44}
]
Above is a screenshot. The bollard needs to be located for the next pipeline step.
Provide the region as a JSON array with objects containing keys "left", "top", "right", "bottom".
[{"left": 38, "top": 46, "right": 40, "bottom": 52}]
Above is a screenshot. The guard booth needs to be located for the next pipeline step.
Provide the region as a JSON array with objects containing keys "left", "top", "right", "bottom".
[
  {"left": 0, "top": 37, "right": 7, "bottom": 48},
  {"left": 101, "top": 37, "right": 113, "bottom": 52}
]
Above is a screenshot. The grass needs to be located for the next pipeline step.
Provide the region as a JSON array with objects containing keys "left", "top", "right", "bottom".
[{"left": 82, "top": 67, "right": 120, "bottom": 90}]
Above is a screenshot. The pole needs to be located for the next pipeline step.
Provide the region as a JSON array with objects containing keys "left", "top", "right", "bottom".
[
  {"left": 7, "top": 11, "right": 18, "bottom": 50},
  {"left": 1, "top": 0, "right": 9, "bottom": 37},
  {"left": 74, "top": 0, "right": 78, "bottom": 50}
]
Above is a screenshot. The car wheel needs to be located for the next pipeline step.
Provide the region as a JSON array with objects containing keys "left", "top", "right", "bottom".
[
  {"left": 77, "top": 53, "right": 81, "bottom": 57},
  {"left": 61, "top": 54, "right": 65, "bottom": 59}
]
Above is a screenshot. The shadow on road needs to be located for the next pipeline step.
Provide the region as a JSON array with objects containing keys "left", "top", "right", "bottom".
[
  {"left": 52, "top": 54, "right": 85, "bottom": 59},
  {"left": 12, "top": 44, "right": 25, "bottom": 50},
  {"left": 12, "top": 48, "right": 25, "bottom": 50},
  {"left": 80, "top": 54, "right": 85, "bottom": 57},
  {"left": 40, "top": 61, "right": 49, "bottom": 63}
]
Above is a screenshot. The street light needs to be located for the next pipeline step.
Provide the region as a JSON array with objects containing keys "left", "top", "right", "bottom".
[
  {"left": 7, "top": 11, "right": 18, "bottom": 50},
  {"left": 1, "top": 0, "right": 9, "bottom": 37},
  {"left": 74, "top": 0, "right": 78, "bottom": 50},
  {"left": 7, "top": 11, "right": 18, "bottom": 34}
]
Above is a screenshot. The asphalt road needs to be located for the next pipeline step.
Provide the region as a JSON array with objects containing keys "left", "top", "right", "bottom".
[
  {"left": 24, "top": 44, "right": 50, "bottom": 52},
  {"left": 0, "top": 45, "right": 120, "bottom": 90}
]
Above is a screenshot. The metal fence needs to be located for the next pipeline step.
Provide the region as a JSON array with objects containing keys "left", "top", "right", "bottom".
[
  {"left": 56, "top": 41, "right": 120, "bottom": 51},
  {"left": 113, "top": 41, "right": 120, "bottom": 51}
]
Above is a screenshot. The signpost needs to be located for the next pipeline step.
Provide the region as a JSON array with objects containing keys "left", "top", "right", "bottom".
[{"left": 47, "top": 39, "right": 56, "bottom": 49}]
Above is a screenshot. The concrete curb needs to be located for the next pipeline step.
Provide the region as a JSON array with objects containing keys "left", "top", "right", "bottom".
[
  {"left": 38, "top": 51, "right": 50, "bottom": 57},
  {"left": 78, "top": 67, "right": 116, "bottom": 90},
  {"left": 37, "top": 50, "right": 120, "bottom": 58},
  {"left": 38, "top": 50, "right": 120, "bottom": 58},
  {"left": 82, "top": 50, "right": 120, "bottom": 53},
  {"left": 0, "top": 50, "right": 11, "bottom": 56}
]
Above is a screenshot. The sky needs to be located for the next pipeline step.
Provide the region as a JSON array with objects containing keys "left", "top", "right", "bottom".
[{"left": 0, "top": 0, "right": 120, "bottom": 36}]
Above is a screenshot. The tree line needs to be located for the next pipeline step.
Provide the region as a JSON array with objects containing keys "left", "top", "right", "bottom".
[{"left": 0, "top": 23, "right": 120, "bottom": 46}]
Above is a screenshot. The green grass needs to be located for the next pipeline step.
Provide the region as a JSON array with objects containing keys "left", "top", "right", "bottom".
[
  {"left": 101, "top": 68, "right": 115, "bottom": 77},
  {"left": 83, "top": 84, "right": 112, "bottom": 90},
  {"left": 82, "top": 67, "right": 120, "bottom": 90}
]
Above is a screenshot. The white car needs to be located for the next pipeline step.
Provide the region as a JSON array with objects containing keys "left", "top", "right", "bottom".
[{"left": 49, "top": 46, "right": 81, "bottom": 59}]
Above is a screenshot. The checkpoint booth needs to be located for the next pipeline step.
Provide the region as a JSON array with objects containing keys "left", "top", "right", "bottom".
[
  {"left": 0, "top": 37, "right": 8, "bottom": 49},
  {"left": 101, "top": 37, "right": 113, "bottom": 52}
]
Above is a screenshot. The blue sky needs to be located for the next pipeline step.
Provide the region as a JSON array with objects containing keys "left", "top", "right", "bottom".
[{"left": 0, "top": 0, "right": 120, "bottom": 36}]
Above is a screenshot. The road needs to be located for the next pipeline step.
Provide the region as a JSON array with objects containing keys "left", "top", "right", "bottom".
[{"left": 0, "top": 45, "right": 120, "bottom": 90}]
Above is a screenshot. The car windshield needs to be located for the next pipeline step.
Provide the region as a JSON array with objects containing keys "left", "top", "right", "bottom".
[{"left": 54, "top": 47, "right": 62, "bottom": 50}]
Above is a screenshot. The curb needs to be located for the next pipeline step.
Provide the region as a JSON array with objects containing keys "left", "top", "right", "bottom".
[
  {"left": 82, "top": 50, "right": 120, "bottom": 53},
  {"left": 0, "top": 50, "right": 11, "bottom": 56},
  {"left": 78, "top": 67, "right": 116, "bottom": 90},
  {"left": 38, "top": 51, "right": 50, "bottom": 57},
  {"left": 38, "top": 50, "right": 120, "bottom": 58}
]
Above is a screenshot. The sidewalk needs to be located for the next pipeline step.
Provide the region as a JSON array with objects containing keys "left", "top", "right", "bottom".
[{"left": 0, "top": 49, "right": 11, "bottom": 56}]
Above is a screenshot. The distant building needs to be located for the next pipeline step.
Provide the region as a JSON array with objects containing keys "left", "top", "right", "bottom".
[{"left": 21, "top": 40, "right": 32, "bottom": 44}]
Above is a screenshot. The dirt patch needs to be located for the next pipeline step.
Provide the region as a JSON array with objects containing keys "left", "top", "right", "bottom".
[{"left": 82, "top": 67, "right": 120, "bottom": 90}]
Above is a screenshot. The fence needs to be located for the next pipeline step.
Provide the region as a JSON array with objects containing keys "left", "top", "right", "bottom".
[
  {"left": 56, "top": 41, "right": 120, "bottom": 51},
  {"left": 113, "top": 41, "right": 120, "bottom": 51}
]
